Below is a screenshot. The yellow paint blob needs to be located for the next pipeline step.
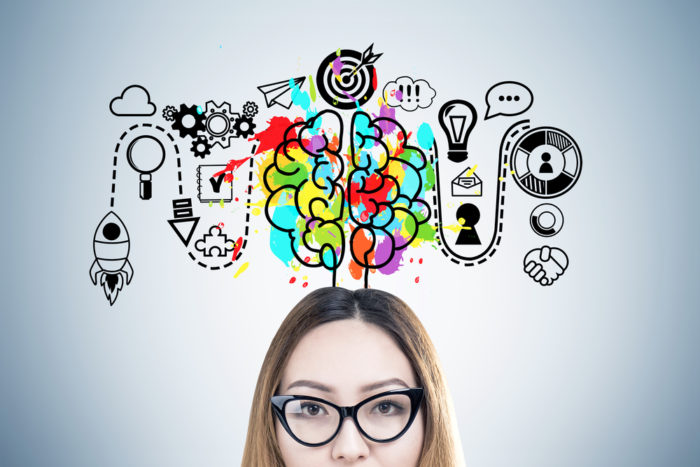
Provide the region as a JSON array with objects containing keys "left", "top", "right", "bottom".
[{"left": 234, "top": 262, "right": 249, "bottom": 278}]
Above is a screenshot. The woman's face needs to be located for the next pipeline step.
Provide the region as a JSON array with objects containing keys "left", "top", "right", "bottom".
[{"left": 276, "top": 319, "right": 425, "bottom": 466}]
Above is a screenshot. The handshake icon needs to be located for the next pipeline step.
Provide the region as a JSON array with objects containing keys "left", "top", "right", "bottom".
[{"left": 523, "top": 246, "right": 569, "bottom": 286}]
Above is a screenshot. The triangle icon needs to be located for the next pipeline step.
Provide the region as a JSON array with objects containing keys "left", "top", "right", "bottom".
[{"left": 168, "top": 217, "right": 200, "bottom": 247}]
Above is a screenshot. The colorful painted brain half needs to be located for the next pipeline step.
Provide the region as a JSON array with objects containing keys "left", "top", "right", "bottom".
[
  {"left": 348, "top": 112, "right": 433, "bottom": 285},
  {"left": 262, "top": 111, "right": 346, "bottom": 280}
]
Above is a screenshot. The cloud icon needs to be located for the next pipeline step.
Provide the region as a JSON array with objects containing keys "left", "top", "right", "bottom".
[
  {"left": 383, "top": 76, "right": 436, "bottom": 112},
  {"left": 110, "top": 85, "right": 156, "bottom": 117}
]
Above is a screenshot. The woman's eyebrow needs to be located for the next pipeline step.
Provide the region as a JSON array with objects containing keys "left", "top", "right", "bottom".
[
  {"left": 360, "top": 378, "right": 409, "bottom": 393},
  {"left": 286, "top": 380, "right": 335, "bottom": 393}
]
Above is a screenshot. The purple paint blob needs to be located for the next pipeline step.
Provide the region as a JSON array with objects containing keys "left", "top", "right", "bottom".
[
  {"left": 304, "top": 134, "right": 327, "bottom": 153},
  {"left": 376, "top": 105, "right": 397, "bottom": 134},
  {"left": 376, "top": 236, "right": 404, "bottom": 275},
  {"left": 332, "top": 57, "right": 343, "bottom": 75}
]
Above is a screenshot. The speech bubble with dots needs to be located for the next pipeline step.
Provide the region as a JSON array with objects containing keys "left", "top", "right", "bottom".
[{"left": 485, "top": 81, "right": 533, "bottom": 120}]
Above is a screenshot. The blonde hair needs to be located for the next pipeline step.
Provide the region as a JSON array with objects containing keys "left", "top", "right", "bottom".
[{"left": 242, "top": 287, "right": 464, "bottom": 466}]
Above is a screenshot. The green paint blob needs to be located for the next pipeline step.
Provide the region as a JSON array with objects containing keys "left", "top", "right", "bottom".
[
  {"left": 424, "top": 161, "right": 436, "bottom": 189},
  {"left": 308, "top": 75, "right": 317, "bottom": 102},
  {"left": 271, "top": 162, "right": 309, "bottom": 187}
]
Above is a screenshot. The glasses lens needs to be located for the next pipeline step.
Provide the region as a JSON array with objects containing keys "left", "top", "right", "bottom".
[
  {"left": 284, "top": 399, "right": 340, "bottom": 445},
  {"left": 357, "top": 393, "right": 413, "bottom": 441}
]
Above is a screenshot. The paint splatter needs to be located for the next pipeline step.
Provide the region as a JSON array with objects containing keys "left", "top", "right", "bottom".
[
  {"left": 309, "top": 75, "right": 317, "bottom": 102},
  {"left": 214, "top": 157, "right": 251, "bottom": 183},
  {"left": 289, "top": 277, "right": 296, "bottom": 284},
  {"left": 232, "top": 236, "right": 243, "bottom": 261},
  {"left": 234, "top": 262, "right": 249, "bottom": 278},
  {"left": 417, "top": 123, "right": 434, "bottom": 150}
]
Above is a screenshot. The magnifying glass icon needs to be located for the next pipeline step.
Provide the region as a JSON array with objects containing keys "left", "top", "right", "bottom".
[{"left": 126, "top": 135, "right": 166, "bottom": 200}]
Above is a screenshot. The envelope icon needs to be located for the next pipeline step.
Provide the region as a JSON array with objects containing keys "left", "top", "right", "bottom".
[{"left": 451, "top": 167, "right": 482, "bottom": 196}]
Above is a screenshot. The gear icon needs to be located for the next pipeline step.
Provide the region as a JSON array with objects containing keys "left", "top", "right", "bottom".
[
  {"left": 242, "top": 101, "right": 259, "bottom": 118},
  {"left": 191, "top": 136, "right": 211, "bottom": 159},
  {"left": 162, "top": 105, "right": 177, "bottom": 122},
  {"left": 171, "top": 104, "right": 206, "bottom": 139},
  {"left": 233, "top": 115, "right": 256, "bottom": 139},
  {"left": 203, "top": 100, "right": 238, "bottom": 149}
]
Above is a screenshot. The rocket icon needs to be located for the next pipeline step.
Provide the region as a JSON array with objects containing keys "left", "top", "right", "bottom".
[{"left": 89, "top": 211, "right": 133, "bottom": 305}]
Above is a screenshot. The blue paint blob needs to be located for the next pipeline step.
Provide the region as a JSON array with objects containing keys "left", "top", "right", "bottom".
[
  {"left": 196, "top": 105, "right": 204, "bottom": 115},
  {"left": 321, "top": 245, "right": 338, "bottom": 269},
  {"left": 270, "top": 205, "right": 300, "bottom": 266},
  {"left": 417, "top": 123, "right": 434, "bottom": 150}
]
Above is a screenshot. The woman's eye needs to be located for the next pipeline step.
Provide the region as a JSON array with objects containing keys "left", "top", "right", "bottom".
[
  {"left": 301, "top": 403, "right": 327, "bottom": 416},
  {"left": 371, "top": 400, "right": 404, "bottom": 415}
]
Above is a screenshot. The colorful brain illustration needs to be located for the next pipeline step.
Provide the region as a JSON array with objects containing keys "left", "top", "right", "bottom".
[{"left": 257, "top": 106, "right": 436, "bottom": 286}]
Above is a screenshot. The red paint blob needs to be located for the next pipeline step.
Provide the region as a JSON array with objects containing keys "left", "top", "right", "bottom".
[
  {"left": 415, "top": 276, "right": 420, "bottom": 283},
  {"left": 235, "top": 197, "right": 239, "bottom": 202},
  {"left": 289, "top": 277, "right": 296, "bottom": 284},
  {"left": 419, "top": 258, "right": 423, "bottom": 265},
  {"left": 410, "top": 258, "right": 414, "bottom": 263},
  {"left": 372, "top": 67, "right": 377, "bottom": 90},
  {"left": 253, "top": 116, "right": 302, "bottom": 154},
  {"left": 232, "top": 236, "right": 243, "bottom": 261},
  {"left": 302, "top": 282, "right": 309, "bottom": 288},
  {"left": 214, "top": 157, "right": 250, "bottom": 182},
  {"left": 304, "top": 256, "right": 310, "bottom": 263}
]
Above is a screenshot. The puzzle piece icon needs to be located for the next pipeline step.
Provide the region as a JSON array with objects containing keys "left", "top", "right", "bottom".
[{"left": 194, "top": 226, "right": 236, "bottom": 257}]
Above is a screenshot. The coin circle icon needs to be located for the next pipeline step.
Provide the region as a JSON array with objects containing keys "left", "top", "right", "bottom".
[{"left": 530, "top": 203, "right": 564, "bottom": 237}]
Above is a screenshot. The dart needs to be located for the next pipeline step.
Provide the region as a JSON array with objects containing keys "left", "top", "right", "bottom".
[{"left": 350, "top": 43, "right": 383, "bottom": 76}]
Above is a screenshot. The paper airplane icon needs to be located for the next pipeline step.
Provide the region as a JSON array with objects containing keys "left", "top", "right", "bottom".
[{"left": 258, "top": 77, "right": 306, "bottom": 109}]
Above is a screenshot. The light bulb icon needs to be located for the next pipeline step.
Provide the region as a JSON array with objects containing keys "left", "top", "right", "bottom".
[{"left": 438, "top": 99, "right": 477, "bottom": 163}]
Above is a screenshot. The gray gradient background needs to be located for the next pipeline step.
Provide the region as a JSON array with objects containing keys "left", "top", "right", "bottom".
[{"left": 2, "top": 0, "right": 699, "bottom": 465}]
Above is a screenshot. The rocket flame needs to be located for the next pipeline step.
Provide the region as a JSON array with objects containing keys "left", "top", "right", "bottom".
[{"left": 99, "top": 272, "right": 125, "bottom": 306}]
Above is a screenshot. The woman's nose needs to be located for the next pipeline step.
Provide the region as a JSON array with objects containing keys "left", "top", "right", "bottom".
[{"left": 331, "top": 418, "right": 370, "bottom": 461}]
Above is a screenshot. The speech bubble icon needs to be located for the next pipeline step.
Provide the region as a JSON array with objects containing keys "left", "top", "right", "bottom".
[{"left": 485, "top": 81, "right": 533, "bottom": 120}]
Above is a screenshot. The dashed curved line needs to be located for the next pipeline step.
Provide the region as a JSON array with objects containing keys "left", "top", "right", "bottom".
[
  {"left": 184, "top": 143, "right": 257, "bottom": 270},
  {"left": 109, "top": 123, "right": 181, "bottom": 208},
  {"left": 430, "top": 120, "right": 530, "bottom": 267}
]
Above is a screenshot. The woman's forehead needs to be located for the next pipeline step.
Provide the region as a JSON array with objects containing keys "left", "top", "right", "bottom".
[{"left": 279, "top": 319, "right": 417, "bottom": 395}]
